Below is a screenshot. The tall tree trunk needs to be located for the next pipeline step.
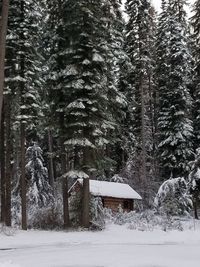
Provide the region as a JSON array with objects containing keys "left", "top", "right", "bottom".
[
  {"left": 140, "top": 80, "right": 147, "bottom": 201},
  {"left": 81, "top": 147, "right": 90, "bottom": 228},
  {"left": 20, "top": 122, "right": 27, "bottom": 230},
  {"left": 81, "top": 177, "right": 90, "bottom": 228},
  {"left": 0, "top": 0, "right": 9, "bottom": 124},
  {"left": 48, "top": 129, "right": 54, "bottom": 189},
  {"left": 19, "top": 0, "right": 27, "bottom": 231},
  {"left": 193, "top": 198, "right": 198, "bottom": 220},
  {"left": 60, "top": 114, "right": 70, "bottom": 229},
  {"left": 0, "top": 103, "right": 5, "bottom": 222},
  {"left": 5, "top": 94, "right": 11, "bottom": 226}
]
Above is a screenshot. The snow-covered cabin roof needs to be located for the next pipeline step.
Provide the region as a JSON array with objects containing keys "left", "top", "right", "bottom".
[{"left": 70, "top": 179, "right": 142, "bottom": 200}]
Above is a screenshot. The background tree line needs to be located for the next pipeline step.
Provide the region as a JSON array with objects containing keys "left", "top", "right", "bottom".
[{"left": 1, "top": 0, "right": 200, "bottom": 229}]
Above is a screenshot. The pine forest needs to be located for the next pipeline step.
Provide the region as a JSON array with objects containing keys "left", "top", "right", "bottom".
[{"left": 1, "top": 0, "right": 200, "bottom": 232}]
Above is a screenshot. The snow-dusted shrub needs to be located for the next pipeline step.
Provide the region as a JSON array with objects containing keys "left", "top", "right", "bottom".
[
  {"left": 25, "top": 143, "right": 54, "bottom": 207},
  {"left": 110, "top": 174, "right": 128, "bottom": 184},
  {"left": 188, "top": 149, "right": 200, "bottom": 207},
  {"left": 104, "top": 209, "right": 188, "bottom": 231},
  {"left": 69, "top": 192, "right": 82, "bottom": 227},
  {"left": 69, "top": 192, "right": 105, "bottom": 229},
  {"left": 0, "top": 224, "right": 16, "bottom": 236},
  {"left": 12, "top": 143, "right": 55, "bottom": 228},
  {"left": 90, "top": 196, "right": 105, "bottom": 228},
  {"left": 28, "top": 201, "right": 63, "bottom": 229},
  {"left": 154, "top": 177, "right": 192, "bottom": 216}
]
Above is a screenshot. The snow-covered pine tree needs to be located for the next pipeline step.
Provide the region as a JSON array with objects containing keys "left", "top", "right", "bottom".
[
  {"left": 100, "top": 0, "right": 127, "bottom": 178},
  {"left": 171, "top": 0, "right": 188, "bottom": 25},
  {"left": 123, "top": 0, "right": 156, "bottom": 204},
  {"left": 188, "top": 148, "right": 200, "bottom": 219},
  {"left": 156, "top": 0, "right": 194, "bottom": 180},
  {"left": 47, "top": 0, "right": 116, "bottom": 227},
  {"left": 45, "top": 0, "right": 71, "bottom": 229},
  {"left": 191, "top": 0, "right": 200, "bottom": 150},
  {"left": 5, "top": 0, "right": 45, "bottom": 229},
  {"left": 25, "top": 143, "right": 54, "bottom": 209},
  {"left": 154, "top": 177, "right": 192, "bottom": 216}
]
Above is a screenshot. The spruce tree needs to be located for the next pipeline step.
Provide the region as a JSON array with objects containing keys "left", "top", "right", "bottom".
[
  {"left": 25, "top": 143, "right": 54, "bottom": 209},
  {"left": 123, "top": 0, "right": 156, "bottom": 203},
  {"left": 101, "top": 0, "right": 127, "bottom": 177},
  {"left": 46, "top": 0, "right": 116, "bottom": 227},
  {"left": 4, "top": 0, "right": 45, "bottom": 229},
  {"left": 156, "top": 0, "right": 193, "bottom": 180},
  {"left": 191, "top": 0, "right": 200, "bottom": 150}
]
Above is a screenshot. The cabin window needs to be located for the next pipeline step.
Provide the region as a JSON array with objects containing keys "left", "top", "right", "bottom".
[
  {"left": 123, "top": 200, "right": 129, "bottom": 209},
  {"left": 102, "top": 198, "right": 105, "bottom": 207}
]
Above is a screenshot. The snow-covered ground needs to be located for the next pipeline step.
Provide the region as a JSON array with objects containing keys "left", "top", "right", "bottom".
[{"left": 0, "top": 223, "right": 200, "bottom": 267}]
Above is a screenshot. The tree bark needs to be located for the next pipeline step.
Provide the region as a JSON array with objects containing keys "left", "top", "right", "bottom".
[
  {"left": 5, "top": 94, "right": 11, "bottom": 226},
  {"left": 81, "top": 146, "right": 90, "bottom": 228},
  {"left": 20, "top": 122, "right": 27, "bottom": 230},
  {"left": 19, "top": 0, "right": 27, "bottom": 230},
  {"left": 140, "top": 79, "right": 147, "bottom": 201},
  {"left": 194, "top": 201, "right": 198, "bottom": 220},
  {"left": 48, "top": 129, "right": 54, "bottom": 189},
  {"left": 81, "top": 177, "right": 90, "bottom": 228},
  {"left": 60, "top": 114, "right": 70, "bottom": 229},
  {"left": 0, "top": 0, "right": 9, "bottom": 124},
  {"left": 0, "top": 103, "right": 5, "bottom": 222}
]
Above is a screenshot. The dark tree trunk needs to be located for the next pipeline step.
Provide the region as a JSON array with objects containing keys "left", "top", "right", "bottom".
[
  {"left": 5, "top": 95, "right": 11, "bottom": 226},
  {"left": 81, "top": 177, "right": 90, "bottom": 228},
  {"left": 19, "top": 0, "right": 27, "bottom": 231},
  {"left": 0, "top": 103, "right": 5, "bottom": 222},
  {"left": 60, "top": 114, "right": 70, "bottom": 229},
  {"left": 193, "top": 199, "right": 199, "bottom": 220},
  {"left": 48, "top": 129, "right": 54, "bottom": 189},
  {"left": 81, "top": 146, "right": 90, "bottom": 228},
  {"left": 0, "top": 0, "right": 9, "bottom": 124},
  {"left": 20, "top": 122, "right": 27, "bottom": 230}
]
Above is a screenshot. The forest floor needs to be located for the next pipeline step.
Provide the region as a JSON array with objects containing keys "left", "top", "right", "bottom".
[{"left": 0, "top": 222, "right": 200, "bottom": 267}]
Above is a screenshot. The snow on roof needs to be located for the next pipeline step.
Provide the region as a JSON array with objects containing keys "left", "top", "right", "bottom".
[{"left": 76, "top": 179, "right": 142, "bottom": 200}]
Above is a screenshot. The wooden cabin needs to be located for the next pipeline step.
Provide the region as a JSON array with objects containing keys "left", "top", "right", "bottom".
[{"left": 69, "top": 179, "right": 142, "bottom": 212}]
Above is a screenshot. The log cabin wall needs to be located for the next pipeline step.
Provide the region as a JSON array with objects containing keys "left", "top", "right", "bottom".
[{"left": 102, "top": 197, "right": 134, "bottom": 212}]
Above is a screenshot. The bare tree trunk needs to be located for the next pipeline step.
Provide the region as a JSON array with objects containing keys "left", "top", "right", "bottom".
[
  {"left": 81, "top": 147, "right": 90, "bottom": 228},
  {"left": 0, "top": 0, "right": 9, "bottom": 124},
  {"left": 0, "top": 104, "right": 5, "bottom": 222},
  {"left": 5, "top": 94, "right": 11, "bottom": 226},
  {"left": 81, "top": 177, "right": 90, "bottom": 228},
  {"left": 20, "top": 122, "right": 27, "bottom": 230},
  {"left": 59, "top": 114, "right": 70, "bottom": 229},
  {"left": 19, "top": 0, "right": 27, "bottom": 231},
  {"left": 193, "top": 198, "right": 198, "bottom": 220},
  {"left": 48, "top": 129, "right": 54, "bottom": 189},
  {"left": 140, "top": 80, "right": 147, "bottom": 201}
]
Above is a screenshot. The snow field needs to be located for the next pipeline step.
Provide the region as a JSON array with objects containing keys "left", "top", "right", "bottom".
[{"left": 1, "top": 223, "right": 200, "bottom": 267}]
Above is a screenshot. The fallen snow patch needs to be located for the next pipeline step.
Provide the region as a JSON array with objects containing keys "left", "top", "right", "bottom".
[{"left": 0, "top": 262, "right": 20, "bottom": 267}]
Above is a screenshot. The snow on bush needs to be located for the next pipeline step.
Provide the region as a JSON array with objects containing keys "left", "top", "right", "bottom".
[
  {"left": 69, "top": 192, "right": 105, "bottom": 229},
  {"left": 12, "top": 143, "right": 55, "bottom": 229},
  {"left": 104, "top": 209, "right": 193, "bottom": 231},
  {"left": 154, "top": 177, "right": 192, "bottom": 216}
]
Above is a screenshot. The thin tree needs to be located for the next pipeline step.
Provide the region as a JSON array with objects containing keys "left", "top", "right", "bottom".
[{"left": 0, "top": 0, "right": 9, "bottom": 124}]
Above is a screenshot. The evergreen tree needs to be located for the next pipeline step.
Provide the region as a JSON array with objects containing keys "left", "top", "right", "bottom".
[
  {"left": 100, "top": 0, "right": 127, "bottom": 178},
  {"left": 156, "top": 0, "right": 193, "bottom": 180},
  {"left": 4, "top": 0, "right": 45, "bottom": 229},
  {"left": 123, "top": 0, "right": 156, "bottom": 203},
  {"left": 188, "top": 148, "right": 200, "bottom": 219},
  {"left": 46, "top": 0, "right": 116, "bottom": 227},
  {"left": 25, "top": 143, "right": 54, "bottom": 208},
  {"left": 191, "top": 0, "right": 200, "bottom": 150}
]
